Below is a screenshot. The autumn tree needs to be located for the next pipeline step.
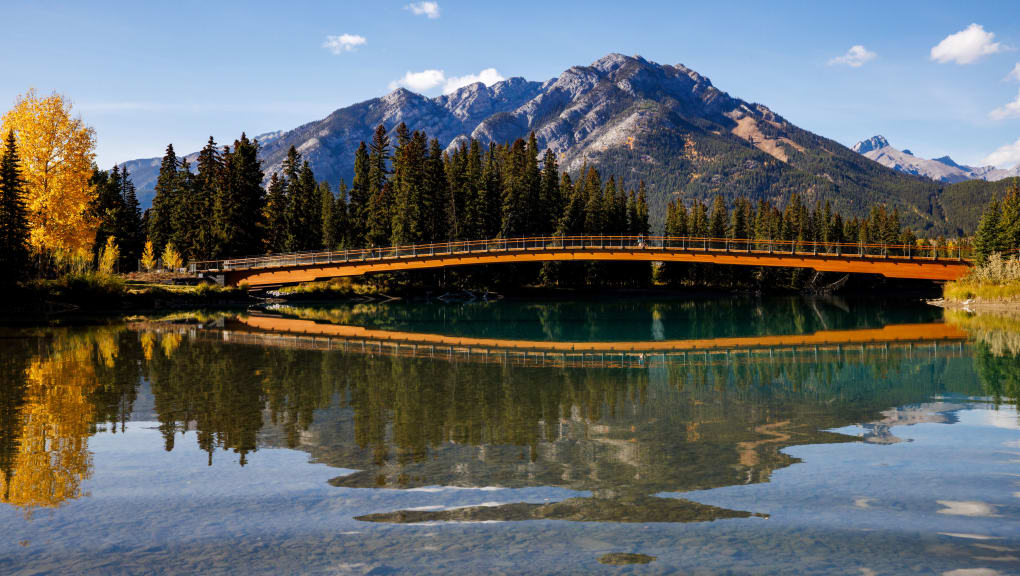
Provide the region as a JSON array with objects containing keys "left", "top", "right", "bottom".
[{"left": 1, "top": 90, "right": 98, "bottom": 261}]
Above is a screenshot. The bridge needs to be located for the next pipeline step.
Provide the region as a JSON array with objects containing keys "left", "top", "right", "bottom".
[
  {"left": 189, "top": 235, "right": 973, "bottom": 287},
  {"left": 175, "top": 314, "right": 969, "bottom": 370}
]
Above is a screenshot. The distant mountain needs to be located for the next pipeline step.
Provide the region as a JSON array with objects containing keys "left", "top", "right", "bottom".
[
  {"left": 852, "top": 135, "right": 1020, "bottom": 184},
  {"left": 121, "top": 53, "right": 1016, "bottom": 235}
]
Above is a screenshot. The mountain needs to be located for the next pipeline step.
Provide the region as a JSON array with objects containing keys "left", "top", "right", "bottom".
[
  {"left": 852, "top": 135, "right": 1020, "bottom": 184},
  {"left": 122, "top": 53, "right": 1016, "bottom": 235}
]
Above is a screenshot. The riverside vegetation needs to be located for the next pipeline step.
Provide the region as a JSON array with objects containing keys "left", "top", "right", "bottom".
[{"left": 0, "top": 88, "right": 993, "bottom": 317}]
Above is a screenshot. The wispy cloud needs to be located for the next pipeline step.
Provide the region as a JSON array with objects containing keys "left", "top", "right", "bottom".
[
  {"left": 389, "top": 67, "right": 505, "bottom": 94},
  {"left": 322, "top": 34, "right": 366, "bottom": 55},
  {"left": 990, "top": 88, "right": 1020, "bottom": 120},
  {"left": 1008, "top": 63, "right": 1020, "bottom": 82},
  {"left": 827, "top": 45, "right": 876, "bottom": 68},
  {"left": 931, "top": 23, "right": 1002, "bottom": 65},
  {"left": 984, "top": 137, "right": 1020, "bottom": 167},
  {"left": 405, "top": 1, "right": 440, "bottom": 19}
]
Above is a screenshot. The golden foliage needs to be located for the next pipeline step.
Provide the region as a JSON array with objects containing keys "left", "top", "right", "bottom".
[
  {"left": 161, "top": 242, "right": 183, "bottom": 271},
  {"left": 0, "top": 90, "right": 98, "bottom": 258},
  {"left": 140, "top": 240, "right": 156, "bottom": 272},
  {"left": 0, "top": 332, "right": 103, "bottom": 510},
  {"left": 98, "top": 236, "right": 119, "bottom": 274}
]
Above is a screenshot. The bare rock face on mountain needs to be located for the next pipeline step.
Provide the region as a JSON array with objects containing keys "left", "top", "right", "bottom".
[
  {"left": 121, "top": 53, "right": 1012, "bottom": 235},
  {"left": 852, "top": 135, "right": 1020, "bottom": 184}
]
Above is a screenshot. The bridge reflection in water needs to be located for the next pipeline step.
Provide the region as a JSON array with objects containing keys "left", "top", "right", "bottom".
[
  {"left": 189, "top": 235, "right": 974, "bottom": 286},
  {"left": 206, "top": 313, "right": 970, "bottom": 370}
]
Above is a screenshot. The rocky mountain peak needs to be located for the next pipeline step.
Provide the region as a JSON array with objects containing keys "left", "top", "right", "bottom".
[{"left": 852, "top": 135, "right": 890, "bottom": 154}]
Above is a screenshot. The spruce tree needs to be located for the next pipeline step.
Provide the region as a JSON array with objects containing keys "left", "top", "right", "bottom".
[
  {"left": 975, "top": 199, "right": 1003, "bottom": 263},
  {"left": 348, "top": 142, "right": 371, "bottom": 246},
  {"left": 92, "top": 165, "right": 124, "bottom": 259},
  {"left": 117, "top": 166, "right": 143, "bottom": 270},
  {"left": 263, "top": 173, "right": 288, "bottom": 253},
  {"left": 217, "top": 133, "right": 265, "bottom": 257},
  {"left": 148, "top": 144, "right": 179, "bottom": 254},
  {"left": 0, "top": 131, "right": 30, "bottom": 281},
  {"left": 319, "top": 181, "right": 337, "bottom": 249}
]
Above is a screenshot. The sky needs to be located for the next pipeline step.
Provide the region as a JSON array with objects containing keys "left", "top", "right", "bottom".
[{"left": 2, "top": 0, "right": 1019, "bottom": 169}]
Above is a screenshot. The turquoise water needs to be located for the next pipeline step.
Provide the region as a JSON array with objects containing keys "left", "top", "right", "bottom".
[{"left": 1, "top": 297, "right": 1018, "bottom": 575}]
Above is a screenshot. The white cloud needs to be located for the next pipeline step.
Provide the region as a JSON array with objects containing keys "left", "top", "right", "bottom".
[
  {"left": 443, "top": 68, "right": 505, "bottom": 93},
  {"left": 827, "top": 45, "right": 877, "bottom": 68},
  {"left": 389, "top": 69, "right": 446, "bottom": 92},
  {"left": 322, "top": 34, "right": 366, "bottom": 54},
  {"left": 388, "top": 67, "right": 505, "bottom": 94},
  {"left": 984, "top": 137, "right": 1020, "bottom": 167},
  {"left": 990, "top": 88, "right": 1020, "bottom": 120},
  {"left": 930, "top": 23, "right": 1002, "bottom": 64},
  {"left": 405, "top": 1, "right": 440, "bottom": 18},
  {"left": 1008, "top": 63, "right": 1020, "bottom": 82}
]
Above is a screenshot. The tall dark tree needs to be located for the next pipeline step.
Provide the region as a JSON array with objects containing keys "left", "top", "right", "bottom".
[
  {"left": 117, "top": 166, "right": 143, "bottom": 270},
  {"left": 348, "top": 142, "right": 371, "bottom": 247},
  {"left": 366, "top": 125, "right": 393, "bottom": 246},
  {"left": 217, "top": 133, "right": 265, "bottom": 256},
  {"left": 264, "top": 173, "right": 288, "bottom": 253},
  {"left": 148, "top": 144, "right": 180, "bottom": 254},
  {"left": 0, "top": 131, "right": 30, "bottom": 281}
]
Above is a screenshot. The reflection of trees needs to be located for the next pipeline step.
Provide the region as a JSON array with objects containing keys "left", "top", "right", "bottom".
[
  {"left": 944, "top": 310, "right": 1020, "bottom": 405},
  {"left": 0, "top": 328, "right": 139, "bottom": 511}
]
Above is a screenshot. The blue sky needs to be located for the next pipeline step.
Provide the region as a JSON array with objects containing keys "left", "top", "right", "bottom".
[{"left": 2, "top": 0, "right": 1019, "bottom": 169}]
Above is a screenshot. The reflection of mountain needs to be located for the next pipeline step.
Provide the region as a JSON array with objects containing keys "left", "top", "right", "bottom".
[{"left": 0, "top": 303, "right": 1015, "bottom": 524}]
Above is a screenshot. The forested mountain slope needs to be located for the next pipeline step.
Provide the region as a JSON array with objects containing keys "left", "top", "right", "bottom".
[{"left": 122, "top": 53, "right": 1009, "bottom": 235}]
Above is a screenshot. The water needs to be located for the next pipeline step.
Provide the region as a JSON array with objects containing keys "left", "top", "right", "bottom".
[{"left": 1, "top": 296, "right": 1018, "bottom": 575}]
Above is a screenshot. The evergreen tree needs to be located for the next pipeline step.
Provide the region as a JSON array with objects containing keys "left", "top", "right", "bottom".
[
  {"left": 540, "top": 149, "right": 562, "bottom": 234},
  {"left": 0, "top": 131, "right": 29, "bottom": 281},
  {"left": 975, "top": 199, "right": 1003, "bottom": 263},
  {"left": 117, "top": 166, "right": 143, "bottom": 270},
  {"left": 148, "top": 144, "right": 179, "bottom": 254},
  {"left": 348, "top": 142, "right": 371, "bottom": 247},
  {"left": 319, "top": 181, "right": 338, "bottom": 250},
  {"left": 366, "top": 125, "right": 393, "bottom": 246},
  {"left": 217, "top": 133, "right": 264, "bottom": 256},
  {"left": 264, "top": 173, "right": 288, "bottom": 253},
  {"left": 92, "top": 165, "right": 124, "bottom": 259}
]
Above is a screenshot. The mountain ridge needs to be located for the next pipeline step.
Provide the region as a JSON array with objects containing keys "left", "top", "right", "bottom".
[
  {"left": 851, "top": 134, "right": 1020, "bottom": 184},
  {"left": 121, "top": 53, "right": 1016, "bottom": 235}
]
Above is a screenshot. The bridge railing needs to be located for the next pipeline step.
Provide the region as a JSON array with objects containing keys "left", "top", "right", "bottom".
[{"left": 189, "top": 235, "right": 973, "bottom": 273}]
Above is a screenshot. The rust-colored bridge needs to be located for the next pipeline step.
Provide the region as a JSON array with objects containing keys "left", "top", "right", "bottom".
[
  {"left": 181, "top": 314, "right": 969, "bottom": 370},
  {"left": 189, "top": 235, "right": 973, "bottom": 287}
]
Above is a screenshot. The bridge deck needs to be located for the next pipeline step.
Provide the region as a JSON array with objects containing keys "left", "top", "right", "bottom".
[
  {"left": 181, "top": 315, "right": 969, "bottom": 369},
  {"left": 190, "top": 235, "right": 972, "bottom": 287}
]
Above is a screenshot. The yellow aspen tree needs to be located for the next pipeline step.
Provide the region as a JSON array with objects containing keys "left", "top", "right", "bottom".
[
  {"left": 98, "top": 236, "right": 119, "bottom": 274},
  {"left": 0, "top": 89, "right": 98, "bottom": 260},
  {"left": 140, "top": 240, "right": 156, "bottom": 271},
  {"left": 161, "top": 242, "right": 183, "bottom": 271}
]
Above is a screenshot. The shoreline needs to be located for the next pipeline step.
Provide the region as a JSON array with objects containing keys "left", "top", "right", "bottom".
[{"left": 928, "top": 297, "right": 1020, "bottom": 315}]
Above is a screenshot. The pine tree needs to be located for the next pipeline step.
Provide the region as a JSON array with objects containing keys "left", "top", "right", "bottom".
[
  {"left": 366, "top": 125, "right": 393, "bottom": 246},
  {"left": 148, "top": 144, "right": 179, "bottom": 254},
  {"left": 263, "top": 173, "right": 288, "bottom": 253},
  {"left": 117, "top": 166, "right": 143, "bottom": 270},
  {"left": 92, "top": 165, "right": 124, "bottom": 260},
  {"left": 540, "top": 149, "right": 562, "bottom": 234},
  {"left": 975, "top": 198, "right": 1003, "bottom": 263},
  {"left": 319, "top": 181, "right": 337, "bottom": 250},
  {"left": 348, "top": 142, "right": 371, "bottom": 247},
  {"left": 0, "top": 130, "right": 30, "bottom": 281},
  {"left": 217, "top": 133, "right": 265, "bottom": 257}
]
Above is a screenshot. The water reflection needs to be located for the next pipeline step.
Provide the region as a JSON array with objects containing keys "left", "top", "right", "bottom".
[{"left": 2, "top": 297, "right": 1015, "bottom": 528}]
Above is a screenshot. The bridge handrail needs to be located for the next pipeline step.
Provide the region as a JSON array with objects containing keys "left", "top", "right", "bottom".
[{"left": 188, "top": 234, "right": 974, "bottom": 273}]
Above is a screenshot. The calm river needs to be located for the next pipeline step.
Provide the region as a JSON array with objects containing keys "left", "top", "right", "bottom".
[{"left": 1, "top": 297, "right": 1018, "bottom": 575}]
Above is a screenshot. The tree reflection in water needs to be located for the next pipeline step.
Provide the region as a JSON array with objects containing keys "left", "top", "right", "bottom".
[{"left": 0, "top": 300, "right": 1016, "bottom": 523}]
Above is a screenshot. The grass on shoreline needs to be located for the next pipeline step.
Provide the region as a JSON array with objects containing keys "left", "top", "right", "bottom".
[{"left": 943, "top": 253, "right": 1020, "bottom": 301}]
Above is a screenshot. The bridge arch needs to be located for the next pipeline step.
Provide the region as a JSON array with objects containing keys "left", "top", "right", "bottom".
[{"left": 189, "top": 235, "right": 972, "bottom": 287}]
